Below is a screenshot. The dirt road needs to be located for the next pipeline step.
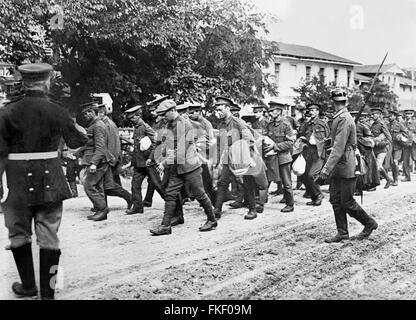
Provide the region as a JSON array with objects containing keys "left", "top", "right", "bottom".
[{"left": 2, "top": 176, "right": 416, "bottom": 300}]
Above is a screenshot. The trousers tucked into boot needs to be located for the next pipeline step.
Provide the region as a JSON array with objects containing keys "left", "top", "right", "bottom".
[{"left": 11, "top": 243, "right": 37, "bottom": 296}]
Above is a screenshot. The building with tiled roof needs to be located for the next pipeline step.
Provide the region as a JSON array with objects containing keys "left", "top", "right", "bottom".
[{"left": 262, "top": 42, "right": 360, "bottom": 114}]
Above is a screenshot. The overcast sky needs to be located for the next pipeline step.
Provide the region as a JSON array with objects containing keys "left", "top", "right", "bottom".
[{"left": 251, "top": 0, "right": 416, "bottom": 69}]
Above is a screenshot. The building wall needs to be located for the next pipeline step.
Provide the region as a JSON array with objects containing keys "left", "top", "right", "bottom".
[
  {"left": 263, "top": 56, "right": 355, "bottom": 106},
  {"left": 376, "top": 73, "right": 415, "bottom": 110}
]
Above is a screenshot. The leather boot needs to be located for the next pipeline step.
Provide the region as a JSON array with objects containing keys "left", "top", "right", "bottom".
[
  {"left": 125, "top": 205, "right": 144, "bottom": 215},
  {"left": 391, "top": 164, "right": 399, "bottom": 186},
  {"left": 281, "top": 205, "right": 294, "bottom": 213},
  {"left": 143, "top": 201, "right": 152, "bottom": 207},
  {"left": 244, "top": 209, "right": 257, "bottom": 220},
  {"left": 88, "top": 208, "right": 109, "bottom": 221},
  {"left": 199, "top": 220, "right": 217, "bottom": 232},
  {"left": 350, "top": 221, "right": 378, "bottom": 240},
  {"left": 306, "top": 193, "right": 324, "bottom": 206},
  {"left": 150, "top": 225, "right": 172, "bottom": 236},
  {"left": 40, "top": 249, "right": 61, "bottom": 300},
  {"left": 11, "top": 244, "right": 38, "bottom": 297},
  {"left": 229, "top": 201, "right": 244, "bottom": 209},
  {"left": 69, "top": 182, "right": 78, "bottom": 198},
  {"left": 171, "top": 215, "right": 184, "bottom": 226},
  {"left": 379, "top": 168, "right": 392, "bottom": 189},
  {"left": 259, "top": 190, "right": 268, "bottom": 205},
  {"left": 325, "top": 233, "right": 349, "bottom": 243}
]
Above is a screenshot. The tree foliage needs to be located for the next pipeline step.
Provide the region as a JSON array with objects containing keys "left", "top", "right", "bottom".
[
  {"left": 0, "top": 0, "right": 278, "bottom": 124},
  {"left": 293, "top": 76, "right": 398, "bottom": 114}
]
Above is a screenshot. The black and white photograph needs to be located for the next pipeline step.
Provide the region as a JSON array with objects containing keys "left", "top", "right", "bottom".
[{"left": 1, "top": 0, "right": 416, "bottom": 308}]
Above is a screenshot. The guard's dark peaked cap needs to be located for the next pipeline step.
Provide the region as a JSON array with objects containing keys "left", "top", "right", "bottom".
[
  {"left": 125, "top": 105, "right": 143, "bottom": 116},
  {"left": 404, "top": 109, "right": 415, "bottom": 114},
  {"left": 215, "top": 96, "right": 234, "bottom": 106},
  {"left": 252, "top": 104, "right": 265, "bottom": 110},
  {"left": 230, "top": 103, "right": 241, "bottom": 112},
  {"left": 388, "top": 110, "right": 399, "bottom": 115},
  {"left": 18, "top": 63, "right": 53, "bottom": 82},
  {"left": 155, "top": 99, "right": 176, "bottom": 114}
]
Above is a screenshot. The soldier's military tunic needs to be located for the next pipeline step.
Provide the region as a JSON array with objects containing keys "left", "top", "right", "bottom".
[
  {"left": 370, "top": 119, "right": 392, "bottom": 169},
  {"left": 402, "top": 118, "right": 416, "bottom": 181},
  {"left": 356, "top": 121, "right": 379, "bottom": 190},
  {"left": 302, "top": 115, "right": 330, "bottom": 201},
  {"left": 388, "top": 119, "right": 408, "bottom": 183},
  {"left": 215, "top": 115, "right": 258, "bottom": 213},
  {"left": 321, "top": 107, "right": 375, "bottom": 236},
  {"left": 266, "top": 118, "right": 295, "bottom": 206},
  {"left": 0, "top": 91, "right": 87, "bottom": 249}
]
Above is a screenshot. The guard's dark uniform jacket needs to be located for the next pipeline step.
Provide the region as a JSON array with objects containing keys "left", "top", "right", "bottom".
[
  {"left": 388, "top": 119, "right": 408, "bottom": 152},
  {"left": 0, "top": 91, "right": 88, "bottom": 206},
  {"left": 131, "top": 119, "right": 156, "bottom": 168}
]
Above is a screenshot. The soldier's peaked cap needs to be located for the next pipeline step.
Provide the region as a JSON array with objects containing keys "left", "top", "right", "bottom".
[
  {"left": 125, "top": 105, "right": 143, "bottom": 116},
  {"left": 388, "top": 109, "right": 399, "bottom": 115},
  {"left": 176, "top": 102, "right": 191, "bottom": 111},
  {"left": 306, "top": 103, "right": 321, "bottom": 110},
  {"left": 188, "top": 102, "right": 203, "bottom": 110},
  {"left": 80, "top": 101, "right": 105, "bottom": 113},
  {"left": 18, "top": 63, "right": 53, "bottom": 82},
  {"left": 331, "top": 88, "right": 347, "bottom": 101},
  {"left": 230, "top": 103, "right": 241, "bottom": 112},
  {"left": 370, "top": 108, "right": 383, "bottom": 113},
  {"left": 404, "top": 109, "right": 415, "bottom": 114},
  {"left": 215, "top": 96, "right": 234, "bottom": 106},
  {"left": 268, "top": 100, "right": 285, "bottom": 111},
  {"left": 155, "top": 99, "right": 176, "bottom": 114},
  {"left": 147, "top": 95, "right": 169, "bottom": 107}
]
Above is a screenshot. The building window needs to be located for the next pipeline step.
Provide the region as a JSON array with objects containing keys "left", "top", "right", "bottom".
[
  {"left": 306, "top": 66, "right": 311, "bottom": 81},
  {"left": 319, "top": 67, "right": 325, "bottom": 81},
  {"left": 393, "top": 77, "right": 396, "bottom": 86},
  {"left": 274, "top": 63, "right": 280, "bottom": 85},
  {"left": 388, "top": 76, "right": 390, "bottom": 83},
  {"left": 347, "top": 70, "right": 351, "bottom": 87},
  {"left": 334, "top": 69, "right": 339, "bottom": 85}
]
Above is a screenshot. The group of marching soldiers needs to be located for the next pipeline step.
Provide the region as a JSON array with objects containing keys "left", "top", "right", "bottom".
[{"left": 77, "top": 90, "right": 414, "bottom": 239}]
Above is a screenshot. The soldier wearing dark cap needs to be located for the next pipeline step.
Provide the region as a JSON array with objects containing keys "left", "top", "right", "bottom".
[
  {"left": 387, "top": 110, "right": 409, "bottom": 185},
  {"left": 370, "top": 107, "right": 393, "bottom": 188},
  {"left": 124, "top": 105, "right": 164, "bottom": 214},
  {"left": 402, "top": 109, "right": 416, "bottom": 181},
  {"left": 213, "top": 96, "right": 259, "bottom": 220},
  {"left": 0, "top": 63, "right": 88, "bottom": 299},
  {"left": 264, "top": 101, "right": 296, "bottom": 212},
  {"left": 319, "top": 89, "right": 378, "bottom": 243},
  {"left": 230, "top": 102, "right": 241, "bottom": 118},
  {"left": 300, "top": 103, "right": 330, "bottom": 206},
  {"left": 149, "top": 100, "right": 217, "bottom": 235}
]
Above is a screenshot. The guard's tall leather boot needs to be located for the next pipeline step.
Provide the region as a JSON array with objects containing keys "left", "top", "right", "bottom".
[
  {"left": 40, "top": 249, "right": 61, "bottom": 300},
  {"left": 69, "top": 182, "right": 78, "bottom": 198},
  {"left": 11, "top": 243, "right": 38, "bottom": 297},
  {"left": 391, "top": 163, "right": 399, "bottom": 186},
  {"left": 349, "top": 207, "right": 378, "bottom": 240},
  {"left": 325, "top": 207, "right": 349, "bottom": 243}
]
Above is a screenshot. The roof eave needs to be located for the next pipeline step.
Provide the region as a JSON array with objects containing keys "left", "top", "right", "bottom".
[{"left": 273, "top": 54, "right": 360, "bottom": 66}]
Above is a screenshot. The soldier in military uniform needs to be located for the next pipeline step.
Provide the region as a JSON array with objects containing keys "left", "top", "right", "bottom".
[
  {"left": 318, "top": 89, "right": 378, "bottom": 243},
  {"left": 96, "top": 103, "right": 132, "bottom": 210},
  {"left": 252, "top": 103, "right": 269, "bottom": 134},
  {"left": 78, "top": 103, "right": 115, "bottom": 221},
  {"left": 124, "top": 105, "right": 165, "bottom": 214},
  {"left": 387, "top": 110, "right": 408, "bottom": 186},
  {"left": 402, "top": 110, "right": 416, "bottom": 181},
  {"left": 213, "top": 96, "right": 259, "bottom": 220},
  {"left": 0, "top": 63, "right": 88, "bottom": 299},
  {"left": 264, "top": 102, "right": 295, "bottom": 212},
  {"left": 149, "top": 100, "right": 217, "bottom": 235},
  {"left": 300, "top": 103, "right": 330, "bottom": 206},
  {"left": 370, "top": 108, "right": 393, "bottom": 188},
  {"left": 188, "top": 102, "right": 216, "bottom": 203}
]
